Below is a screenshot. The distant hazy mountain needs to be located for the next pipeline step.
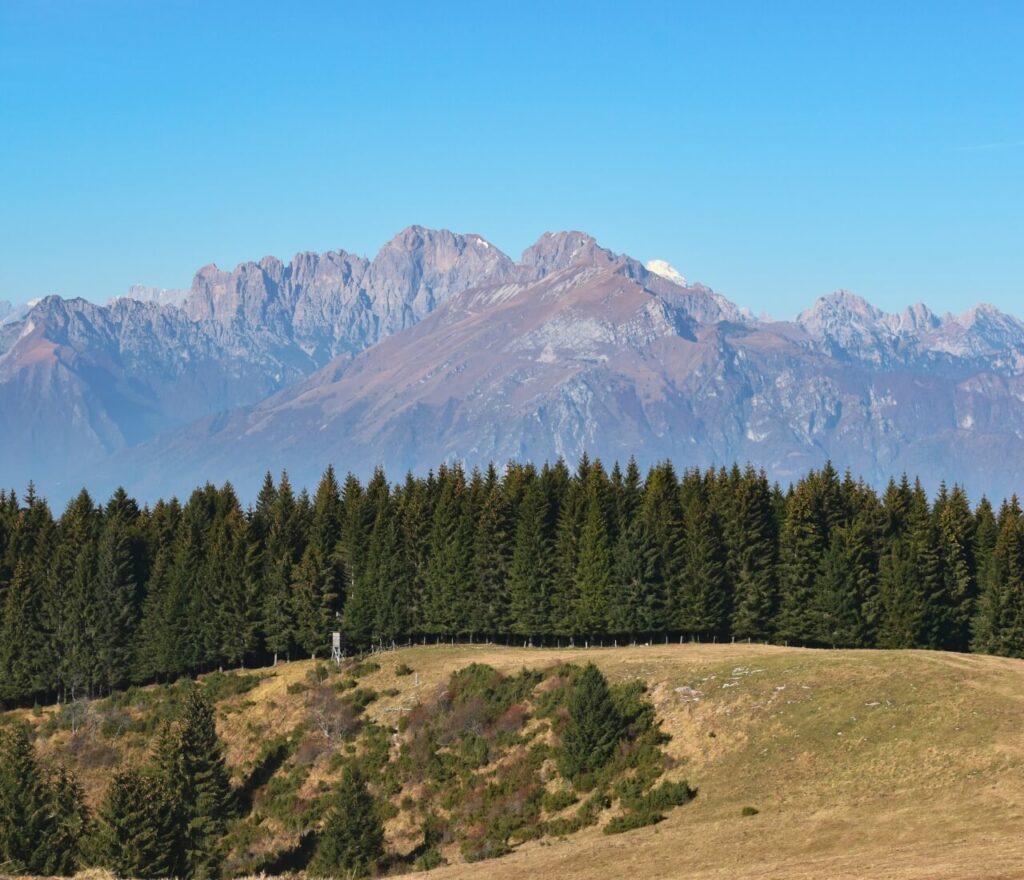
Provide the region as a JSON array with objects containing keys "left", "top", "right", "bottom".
[
  {"left": 0, "top": 227, "right": 509, "bottom": 497},
  {"left": 3, "top": 227, "right": 1024, "bottom": 503}
]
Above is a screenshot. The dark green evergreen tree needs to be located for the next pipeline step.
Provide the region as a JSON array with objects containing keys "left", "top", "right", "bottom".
[
  {"left": 168, "top": 688, "right": 234, "bottom": 879},
  {"left": 508, "top": 479, "right": 553, "bottom": 637},
  {"left": 310, "top": 765, "right": 385, "bottom": 878},
  {"left": 0, "top": 725, "right": 85, "bottom": 876},
  {"left": 94, "top": 767, "right": 182, "bottom": 879},
  {"left": 674, "top": 495, "right": 729, "bottom": 638},
  {"left": 573, "top": 481, "right": 615, "bottom": 634},
  {"left": 728, "top": 469, "right": 778, "bottom": 641},
  {"left": 557, "top": 664, "right": 624, "bottom": 781},
  {"left": 94, "top": 511, "right": 139, "bottom": 690}
]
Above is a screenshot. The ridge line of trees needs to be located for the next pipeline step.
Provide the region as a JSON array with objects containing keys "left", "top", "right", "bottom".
[{"left": 3, "top": 456, "right": 1024, "bottom": 706}]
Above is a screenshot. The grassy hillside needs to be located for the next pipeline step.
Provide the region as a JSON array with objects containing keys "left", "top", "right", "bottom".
[{"left": 8, "top": 643, "right": 1024, "bottom": 879}]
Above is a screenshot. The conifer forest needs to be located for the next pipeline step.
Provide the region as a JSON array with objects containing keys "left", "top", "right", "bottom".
[{"left": 1, "top": 456, "right": 1021, "bottom": 709}]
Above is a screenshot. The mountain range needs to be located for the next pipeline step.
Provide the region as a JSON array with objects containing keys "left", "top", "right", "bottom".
[{"left": 3, "top": 226, "right": 1024, "bottom": 504}]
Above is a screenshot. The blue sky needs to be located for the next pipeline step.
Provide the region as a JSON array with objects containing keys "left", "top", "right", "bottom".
[{"left": 1, "top": 1, "right": 1021, "bottom": 318}]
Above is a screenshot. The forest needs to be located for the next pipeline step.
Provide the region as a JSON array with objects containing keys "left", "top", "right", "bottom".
[{"left": 2, "top": 455, "right": 1023, "bottom": 707}]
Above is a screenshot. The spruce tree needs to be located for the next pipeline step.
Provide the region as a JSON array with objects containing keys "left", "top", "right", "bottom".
[
  {"left": 972, "top": 508, "right": 1024, "bottom": 657},
  {"left": 508, "top": 480, "right": 553, "bottom": 636},
  {"left": 473, "top": 476, "right": 514, "bottom": 633},
  {"left": 373, "top": 511, "right": 412, "bottom": 643},
  {"left": 573, "top": 483, "right": 615, "bottom": 634},
  {"left": 557, "top": 663, "right": 624, "bottom": 781},
  {"left": 810, "top": 523, "right": 874, "bottom": 647},
  {"left": 611, "top": 516, "right": 657, "bottom": 633},
  {"left": 95, "top": 768, "right": 182, "bottom": 879},
  {"left": 728, "top": 469, "right": 778, "bottom": 641},
  {"left": 0, "top": 558, "right": 48, "bottom": 703},
  {"left": 311, "top": 765, "right": 385, "bottom": 878},
  {"left": 937, "top": 486, "right": 977, "bottom": 651},
  {"left": 635, "top": 462, "right": 684, "bottom": 632},
  {"left": 422, "top": 466, "right": 474, "bottom": 635},
  {"left": 0, "top": 725, "right": 85, "bottom": 876},
  {"left": 775, "top": 480, "right": 828, "bottom": 644},
  {"left": 94, "top": 511, "right": 139, "bottom": 690},
  {"left": 674, "top": 496, "right": 729, "bottom": 638},
  {"left": 169, "top": 688, "right": 234, "bottom": 879}
]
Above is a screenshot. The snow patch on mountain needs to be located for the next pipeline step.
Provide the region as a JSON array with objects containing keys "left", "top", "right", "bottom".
[{"left": 645, "top": 259, "right": 687, "bottom": 287}]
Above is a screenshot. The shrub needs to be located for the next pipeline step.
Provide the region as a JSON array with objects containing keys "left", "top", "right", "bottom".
[
  {"left": 741, "top": 805, "right": 759, "bottom": 816},
  {"left": 542, "top": 788, "right": 578, "bottom": 813},
  {"left": 395, "top": 663, "right": 414, "bottom": 677},
  {"left": 603, "top": 809, "right": 664, "bottom": 834},
  {"left": 201, "top": 671, "right": 263, "bottom": 702},
  {"left": 350, "top": 660, "right": 381, "bottom": 678},
  {"left": 644, "top": 780, "right": 695, "bottom": 810},
  {"left": 345, "top": 688, "right": 379, "bottom": 713},
  {"left": 414, "top": 848, "right": 444, "bottom": 870}
]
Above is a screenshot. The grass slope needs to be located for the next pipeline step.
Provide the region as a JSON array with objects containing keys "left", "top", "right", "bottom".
[{"left": 9, "top": 643, "right": 1024, "bottom": 879}]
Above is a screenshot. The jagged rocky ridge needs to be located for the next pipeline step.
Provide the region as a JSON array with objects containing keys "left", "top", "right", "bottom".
[{"left": 2, "top": 227, "right": 1024, "bottom": 502}]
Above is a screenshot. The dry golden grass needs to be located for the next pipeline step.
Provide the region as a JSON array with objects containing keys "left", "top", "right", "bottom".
[
  {"left": 334, "top": 643, "right": 1024, "bottom": 880},
  {"left": 16, "top": 642, "right": 1024, "bottom": 879}
]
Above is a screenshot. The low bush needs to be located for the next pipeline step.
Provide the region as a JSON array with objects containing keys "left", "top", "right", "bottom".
[
  {"left": 542, "top": 788, "right": 578, "bottom": 813},
  {"left": 350, "top": 660, "right": 381, "bottom": 678},
  {"left": 603, "top": 809, "right": 664, "bottom": 834},
  {"left": 344, "top": 688, "right": 379, "bottom": 712},
  {"left": 202, "top": 670, "right": 263, "bottom": 702}
]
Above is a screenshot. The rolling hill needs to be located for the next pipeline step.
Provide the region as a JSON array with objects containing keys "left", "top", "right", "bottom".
[{"left": 11, "top": 643, "right": 1024, "bottom": 880}]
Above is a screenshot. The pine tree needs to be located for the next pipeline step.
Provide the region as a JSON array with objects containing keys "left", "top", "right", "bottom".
[
  {"left": 214, "top": 511, "right": 260, "bottom": 669},
  {"left": 573, "top": 482, "right": 615, "bottom": 634},
  {"left": 674, "top": 495, "right": 729, "bottom": 638},
  {"left": 293, "top": 468, "right": 345, "bottom": 657},
  {"left": 557, "top": 664, "right": 624, "bottom": 781},
  {"left": 972, "top": 507, "right": 1024, "bottom": 657},
  {"left": 473, "top": 475, "right": 514, "bottom": 633},
  {"left": 94, "top": 511, "right": 139, "bottom": 690},
  {"left": 0, "top": 558, "right": 48, "bottom": 703},
  {"left": 170, "top": 688, "right": 234, "bottom": 879},
  {"left": 0, "top": 724, "right": 85, "bottom": 876},
  {"left": 94, "top": 768, "right": 182, "bottom": 879},
  {"left": 551, "top": 469, "right": 586, "bottom": 635},
  {"left": 611, "top": 516, "right": 657, "bottom": 633},
  {"left": 310, "top": 765, "right": 385, "bottom": 878},
  {"left": 508, "top": 480, "right": 553, "bottom": 636},
  {"left": 775, "top": 481, "right": 828, "bottom": 644},
  {"left": 936, "top": 486, "right": 977, "bottom": 651},
  {"left": 422, "top": 466, "right": 474, "bottom": 635},
  {"left": 809, "top": 521, "right": 875, "bottom": 647},
  {"left": 728, "top": 469, "right": 778, "bottom": 641},
  {"left": 635, "top": 462, "right": 684, "bottom": 633}
]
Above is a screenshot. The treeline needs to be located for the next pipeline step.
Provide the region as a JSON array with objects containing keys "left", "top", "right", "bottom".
[{"left": 2, "top": 457, "right": 1024, "bottom": 705}]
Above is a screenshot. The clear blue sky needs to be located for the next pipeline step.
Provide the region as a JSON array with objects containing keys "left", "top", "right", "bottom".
[{"left": 1, "top": 1, "right": 1021, "bottom": 318}]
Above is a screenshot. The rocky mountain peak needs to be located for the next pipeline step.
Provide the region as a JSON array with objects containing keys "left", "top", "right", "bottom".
[
  {"left": 518, "top": 231, "right": 618, "bottom": 281},
  {"left": 114, "top": 285, "right": 189, "bottom": 308},
  {"left": 887, "top": 302, "right": 939, "bottom": 334},
  {"left": 798, "top": 290, "right": 884, "bottom": 329}
]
